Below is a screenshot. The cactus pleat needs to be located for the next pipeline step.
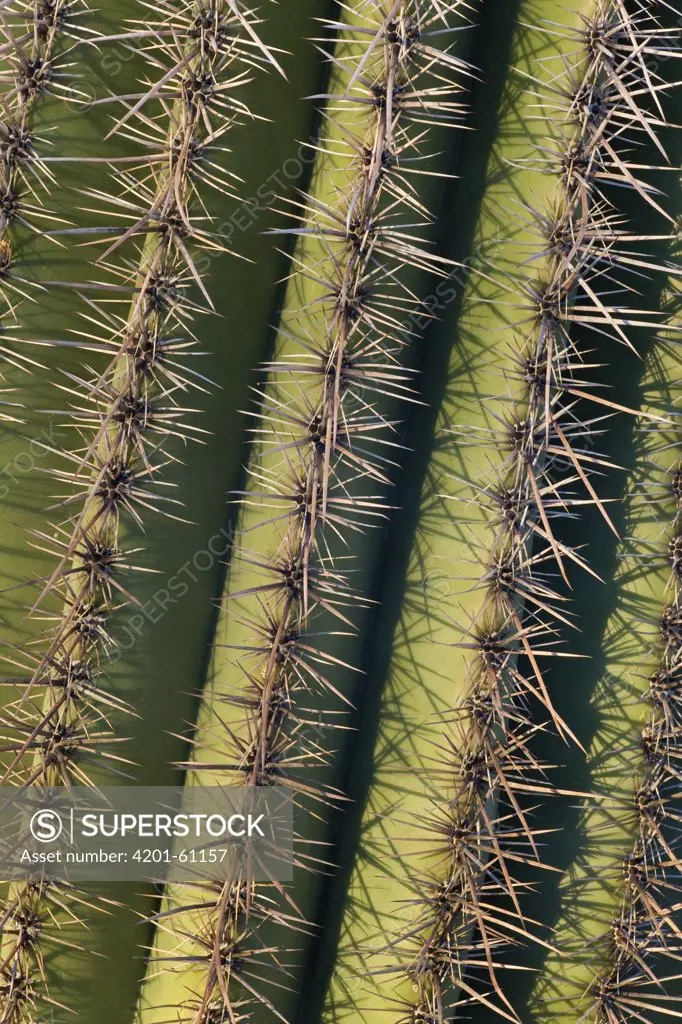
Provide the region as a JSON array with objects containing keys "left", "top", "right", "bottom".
[
  {"left": 0, "top": 1, "right": 115, "bottom": 1019},
  {"left": 137, "top": 3, "right": 479, "bottom": 1022},
  {"left": 0, "top": 0, "right": 100, "bottom": 435},
  {"left": 524, "top": 18, "right": 682, "bottom": 1024},
  {"left": 0, "top": 2, "right": 294, "bottom": 1021},
  {"left": 525, "top": 314, "right": 682, "bottom": 1024},
  {"left": 312, "top": 2, "right": 682, "bottom": 1023},
  {"left": 0, "top": 0, "right": 93, "bottom": 287},
  {"left": 0, "top": 0, "right": 681, "bottom": 1023}
]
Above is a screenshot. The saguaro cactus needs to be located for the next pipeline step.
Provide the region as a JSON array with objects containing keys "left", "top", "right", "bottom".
[{"left": 0, "top": 1, "right": 680, "bottom": 1023}]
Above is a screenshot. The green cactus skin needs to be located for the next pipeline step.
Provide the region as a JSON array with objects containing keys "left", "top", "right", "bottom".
[
  {"left": 0, "top": 2, "right": 328, "bottom": 1022},
  {"left": 311, "top": 3, "right": 682, "bottom": 1024},
  {"left": 526, "top": 338, "right": 682, "bottom": 1024},
  {"left": 137, "top": 3, "right": 480, "bottom": 1023},
  {"left": 0, "top": 2, "right": 680, "bottom": 1024},
  {"left": 525, "top": 26, "right": 682, "bottom": 1023}
]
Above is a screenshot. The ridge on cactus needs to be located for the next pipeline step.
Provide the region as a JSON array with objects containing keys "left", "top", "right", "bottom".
[{"left": 0, "top": 2, "right": 679, "bottom": 1024}]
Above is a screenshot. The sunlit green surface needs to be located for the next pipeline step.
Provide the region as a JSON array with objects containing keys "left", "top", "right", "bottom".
[
  {"left": 320, "top": 3, "right": 597, "bottom": 1021},
  {"left": 138, "top": 4, "right": 479, "bottom": 1022}
]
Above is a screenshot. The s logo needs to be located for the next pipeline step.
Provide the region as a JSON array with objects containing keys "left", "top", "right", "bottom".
[{"left": 30, "top": 809, "right": 63, "bottom": 843}]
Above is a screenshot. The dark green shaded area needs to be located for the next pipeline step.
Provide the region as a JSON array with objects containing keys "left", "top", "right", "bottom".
[{"left": 298, "top": 0, "right": 523, "bottom": 1018}]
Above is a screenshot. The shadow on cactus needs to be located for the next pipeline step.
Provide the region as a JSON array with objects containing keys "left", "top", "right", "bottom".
[{"left": 0, "top": 2, "right": 680, "bottom": 1024}]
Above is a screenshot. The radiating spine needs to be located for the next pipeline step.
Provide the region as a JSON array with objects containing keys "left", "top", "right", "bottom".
[
  {"left": 0, "top": 3, "right": 281, "bottom": 1021},
  {"left": 323, "top": 3, "right": 682, "bottom": 1022},
  {"left": 138, "top": 3, "right": 475, "bottom": 1022}
]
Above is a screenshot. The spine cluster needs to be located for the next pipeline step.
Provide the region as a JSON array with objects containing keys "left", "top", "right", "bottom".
[
  {"left": 0, "top": 0, "right": 90, "bottom": 387},
  {"left": 148, "top": 3, "right": 473, "bottom": 1022},
  {"left": 380, "top": 4, "right": 682, "bottom": 1022},
  {"left": 589, "top": 457, "right": 682, "bottom": 1017},
  {"left": 0, "top": 2, "right": 279, "bottom": 1020},
  {"left": 0, "top": 0, "right": 96, "bottom": 1019},
  {"left": 585, "top": 171, "right": 682, "bottom": 1022},
  {"left": 0, "top": 0, "right": 89, "bottom": 239}
]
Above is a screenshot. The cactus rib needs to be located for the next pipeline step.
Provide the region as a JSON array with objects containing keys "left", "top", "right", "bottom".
[
  {"left": 137, "top": 3, "right": 477, "bottom": 1022},
  {"left": 527, "top": 9, "right": 682, "bottom": 1016},
  {"left": 0, "top": 0, "right": 93, "bottom": 403},
  {"left": 0, "top": 3, "right": 281, "bottom": 1021},
  {"left": 323, "top": 2, "right": 682, "bottom": 1022}
]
